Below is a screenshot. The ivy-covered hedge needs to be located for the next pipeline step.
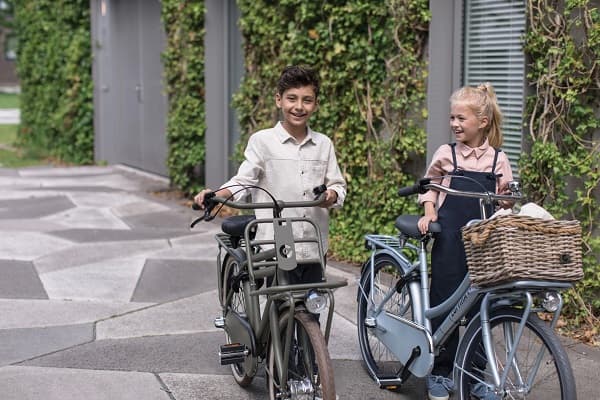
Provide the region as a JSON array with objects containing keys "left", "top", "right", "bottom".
[
  {"left": 12, "top": 0, "right": 93, "bottom": 163},
  {"left": 234, "top": 0, "right": 430, "bottom": 261},
  {"left": 161, "top": 1, "right": 206, "bottom": 193},
  {"left": 522, "top": 0, "right": 600, "bottom": 325}
]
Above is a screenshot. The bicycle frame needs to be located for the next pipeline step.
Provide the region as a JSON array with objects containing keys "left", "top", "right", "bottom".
[{"left": 212, "top": 198, "right": 346, "bottom": 393}]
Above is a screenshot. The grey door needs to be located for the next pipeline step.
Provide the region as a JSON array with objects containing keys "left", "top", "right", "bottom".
[{"left": 92, "top": 0, "right": 168, "bottom": 176}]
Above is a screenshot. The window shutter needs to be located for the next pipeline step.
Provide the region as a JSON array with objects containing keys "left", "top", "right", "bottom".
[{"left": 463, "top": 0, "right": 526, "bottom": 172}]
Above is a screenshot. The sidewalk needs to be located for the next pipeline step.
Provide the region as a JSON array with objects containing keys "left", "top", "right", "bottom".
[
  {"left": 0, "top": 109, "right": 20, "bottom": 124},
  {"left": 0, "top": 165, "right": 597, "bottom": 399}
]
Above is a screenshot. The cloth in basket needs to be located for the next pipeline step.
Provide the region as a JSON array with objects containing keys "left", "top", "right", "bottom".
[{"left": 461, "top": 214, "right": 583, "bottom": 287}]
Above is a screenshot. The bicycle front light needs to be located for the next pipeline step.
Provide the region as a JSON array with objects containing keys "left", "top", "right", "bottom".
[
  {"left": 542, "top": 291, "right": 561, "bottom": 312},
  {"left": 305, "top": 290, "right": 327, "bottom": 314}
]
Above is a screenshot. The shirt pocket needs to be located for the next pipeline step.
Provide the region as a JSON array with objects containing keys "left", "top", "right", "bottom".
[{"left": 306, "top": 160, "right": 327, "bottom": 183}]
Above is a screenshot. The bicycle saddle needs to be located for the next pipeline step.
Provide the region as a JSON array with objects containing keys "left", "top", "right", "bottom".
[
  {"left": 394, "top": 215, "right": 441, "bottom": 238},
  {"left": 222, "top": 214, "right": 257, "bottom": 237}
]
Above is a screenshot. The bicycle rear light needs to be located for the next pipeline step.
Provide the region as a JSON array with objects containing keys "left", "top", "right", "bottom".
[{"left": 305, "top": 290, "right": 328, "bottom": 314}]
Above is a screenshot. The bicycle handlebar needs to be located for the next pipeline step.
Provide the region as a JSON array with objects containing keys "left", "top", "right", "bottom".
[
  {"left": 397, "top": 177, "right": 522, "bottom": 203},
  {"left": 190, "top": 185, "right": 328, "bottom": 227}
]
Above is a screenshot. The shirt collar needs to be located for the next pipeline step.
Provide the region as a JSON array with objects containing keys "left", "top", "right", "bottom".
[
  {"left": 275, "top": 121, "right": 317, "bottom": 146},
  {"left": 457, "top": 138, "right": 490, "bottom": 159}
]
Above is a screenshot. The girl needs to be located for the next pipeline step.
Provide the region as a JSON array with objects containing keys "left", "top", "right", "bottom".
[{"left": 418, "top": 83, "right": 514, "bottom": 400}]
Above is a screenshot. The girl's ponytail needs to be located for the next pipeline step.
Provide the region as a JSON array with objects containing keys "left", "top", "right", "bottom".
[{"left": 477, "top": 83, "right": 503, "bottom": 148}]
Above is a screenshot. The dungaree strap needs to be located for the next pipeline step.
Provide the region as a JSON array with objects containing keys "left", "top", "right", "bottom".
[
  {"left": 488, "top": 148, "right": 502, "bottom": 180},
  {"left": 448, "top": 143, "right": 458, "bottom": 172}
]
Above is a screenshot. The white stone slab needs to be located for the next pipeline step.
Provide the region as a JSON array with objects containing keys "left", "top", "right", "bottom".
[
  {"left": 0, "top": 299, "right": 152, "bottom": 329},
  {"left": 96, "top": 290, "right": 221, "bottom": 339},
  {"left": 42, "top": 207, "right": 131, "bottom": 230},
  {"left": 0, "top": 366, "right": 171, "bottom": 400},
  {"left": 0, "top": 231, "right": 74, "bottom": 261},
  {"left": 111, "top": 200, "right": 172, "bottom": 217},
  {"left": 40, "top": 258, "right": 146, "bottom": 302},
  {"left": 65, "top": 191, "right": 154, "bottom": 209},
  {"left": 17, "top": 166, "right": 117, "bottom": 177},
  {"left": 0, "top": 219, "right": 68, "bottom": 232},
  {"left": 160, "top": 372, "right": 264, "bottom": 400},
  {"left": 34, "top": 239, "right": 170, "bottom": 273},
  {"left": 328, "top": 312, "right": 362, "bottom": 361}
]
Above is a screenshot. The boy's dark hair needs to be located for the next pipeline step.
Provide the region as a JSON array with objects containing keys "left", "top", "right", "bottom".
[{"left": 277, "top": 65, "right": 320, "bottom": 98}]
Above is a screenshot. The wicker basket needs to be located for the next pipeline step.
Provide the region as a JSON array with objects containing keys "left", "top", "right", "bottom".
[{"left": 461, "top": 214, "right": 583, "bottom": 287}]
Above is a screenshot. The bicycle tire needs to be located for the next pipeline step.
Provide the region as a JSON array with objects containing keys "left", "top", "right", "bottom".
[
  {"left": 357, "top": 255, "right": 414, "bottom": 382},
  {"left": 222, "top": 255, "right": 253, "bottom": 387},
  {"left": 267, "top": 311, "right": 336, "bottom": 400},
  {"left": 454, "top": 307, "right": 577, "bottom": 400}
]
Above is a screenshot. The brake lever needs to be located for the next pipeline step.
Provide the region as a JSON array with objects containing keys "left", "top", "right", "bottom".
[
  {"left": 190, "top": 192, "right": 217, "bottom": 227},
  {"left": 313, "top": 184, "right": 327, "bottom": 200}
]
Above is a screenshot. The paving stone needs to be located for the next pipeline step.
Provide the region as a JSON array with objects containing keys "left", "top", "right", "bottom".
[
  {"left": 131, "top": 259, "right": 217, "bottom": 303},
  {"left": 0, "top": 219, "right": 68, "bottom": 232},
  {"left": 66, "top": 191, "right": 163, "bottom": 209},
  {"left": 160, "top": 372, "right": 267, "bottom": 400},
  {"left": 48, "top": 228, "right": 194, "bottom": 243},
  {"left": 0, "top": 299, "right": 152, "bottom": 330},
  {"left": 0, "top": 168, "right": 18, "bottom": 176},
  {"left": 123, "top": 210, "right": 197, "bottom": 230},
  {"left": 17, "top": 166, "right": 118, "bottom": 177},
  {"left": 34, "top": 239, "right": 169, "bottom": 274},
  {"left": 40, "top": 258, "right": 146, "bottom": 302},
  {"left": 0, "top": 195, "right": 75, "bottom": 219},
  {"left": 21, "top": 332, "right": 232, "bottom": 375},
  {"left": 0, "top": 323, "right": 93, "bottom": 365},
  {"left": 0, "top": 231, "right": 74, "bottom": 261},
  {"left": 42, "top": 207, "right": 131, "bottom": 230},
  {"left": 96, "top": 291, "right": 221, "bottom": 339},
  {"left": 0, "top": 260, "right": 48, "bottom": 299},
  {"left": 0, "top": 366, "right": 171, "bottom": 400}
]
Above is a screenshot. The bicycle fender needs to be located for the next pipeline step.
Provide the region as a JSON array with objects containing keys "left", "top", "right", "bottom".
[
  {"left": 357, "top": 251, "right": 413, "bottom": 302},
  {"left": 359, "top": 250, "right": 413, "bottom": 278}
]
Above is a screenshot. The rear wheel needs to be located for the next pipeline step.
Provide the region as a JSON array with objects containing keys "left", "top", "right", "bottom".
[
  {"left": 267, "top": 311, "right": 336, "bottom": 400},
  {"left": 222, "top": 256, "right": 253, "bottom": 387},
  {"left": 455, "top": 307, "right": 576, "bottom": 399},
  {"left": 357, "top": 255, "right": 414, "bottom": 381}
]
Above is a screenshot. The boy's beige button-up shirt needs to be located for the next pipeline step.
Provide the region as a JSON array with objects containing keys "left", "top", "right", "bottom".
[{"left": 221, "top": 122, "right": 347, "bottom": 259}]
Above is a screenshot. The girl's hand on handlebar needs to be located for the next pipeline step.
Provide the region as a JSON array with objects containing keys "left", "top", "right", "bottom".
[
  {"left": 418, "top": 202, "right": 438, "bottom": 234},
  {"left": 497, "top": 184, "right": 516, "bottom": 209},
  {"left": 319, "top": 189, "right": 338, "bottom": 208}
]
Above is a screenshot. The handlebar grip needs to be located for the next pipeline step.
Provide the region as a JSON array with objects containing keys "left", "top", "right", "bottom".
[
  {"left": 397, "top": 184, "right": 420, "bottom": 197},
  {"left": 191, "top": 202, "right": 201, "bottom": 211},
  {"left": 397, "top": 178, "right": 432, "bottom": 197}
]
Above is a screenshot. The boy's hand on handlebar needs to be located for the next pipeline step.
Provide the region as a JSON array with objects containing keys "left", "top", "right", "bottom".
[
  {"left": 319, "top": 189, "right": 338, "bottom": 208},
  {"left": 193, "top": 188, "right": 215, "bottom": 210}
]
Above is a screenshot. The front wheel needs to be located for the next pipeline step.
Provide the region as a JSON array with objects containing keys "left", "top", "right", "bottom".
[
  {"left": 267, "top": 311, "right": 336, "bottom": 400},
  {"left": 454, "top": 307, "right": 576, "bottom": 399},
  {"left": 357, "top": 255, "right": 414, "bottom": 381}
]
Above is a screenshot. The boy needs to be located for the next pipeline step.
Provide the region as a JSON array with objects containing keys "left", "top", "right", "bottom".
[{"left": 194, "top": 65, "right": 346, "bottom": 284}]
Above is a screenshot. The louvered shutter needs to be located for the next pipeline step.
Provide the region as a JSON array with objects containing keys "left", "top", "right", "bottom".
[{"left": 463, "top": 0, "right": 526, "bottom": 172}]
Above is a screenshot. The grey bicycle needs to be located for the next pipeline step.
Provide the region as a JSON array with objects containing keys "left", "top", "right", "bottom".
[{"left": 356, "top": 176, "right": 577, "bottom": 399}]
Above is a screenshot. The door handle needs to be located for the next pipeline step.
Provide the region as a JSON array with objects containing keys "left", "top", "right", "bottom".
[{"left": 135, "top": 84, "right": 142, "bottom": 103}]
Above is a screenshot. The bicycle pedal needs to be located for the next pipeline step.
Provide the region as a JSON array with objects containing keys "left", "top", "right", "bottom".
[
  {"left": 219, "top": 343, "right": 248, "bottom": 365},
  {"left": 377, "top": 376, "right": 403, "bottom": 391}
]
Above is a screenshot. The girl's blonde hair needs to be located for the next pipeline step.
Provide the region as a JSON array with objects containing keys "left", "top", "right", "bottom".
[{"left": 450, "top": 82, "right": 503, "bottom": 148}]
